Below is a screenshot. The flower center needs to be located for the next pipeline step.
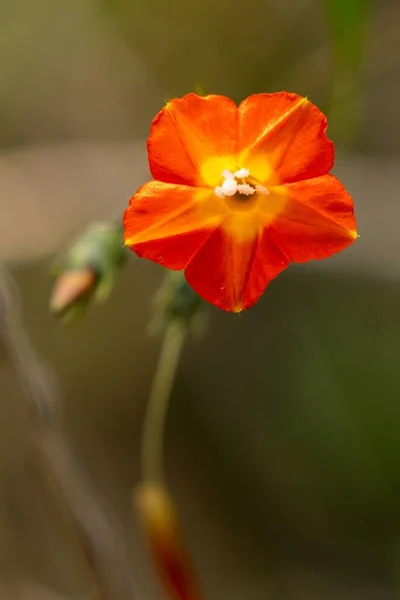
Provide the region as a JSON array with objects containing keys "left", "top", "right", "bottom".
[{"left": 214, "top": 169, "right": 269, "bottom": 200}]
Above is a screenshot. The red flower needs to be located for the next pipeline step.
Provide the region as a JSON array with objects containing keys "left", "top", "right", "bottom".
[{"left": 124, "top": 93, "right": 357, "bottom": 312}]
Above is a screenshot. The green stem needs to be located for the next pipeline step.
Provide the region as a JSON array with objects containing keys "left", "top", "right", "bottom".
[{"left": 142, "top": 320, "right": 186, "bottom": 482}]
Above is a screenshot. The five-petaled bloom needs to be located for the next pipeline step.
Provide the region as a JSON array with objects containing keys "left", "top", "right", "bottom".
[{"left": 123, "top": 93, "right": 357, "bottom": 312}]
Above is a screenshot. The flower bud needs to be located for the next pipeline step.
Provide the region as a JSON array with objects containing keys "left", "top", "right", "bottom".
[
  {"left": 50, "top": 223, "right": 126, "bottom": 319},
  {"left": 49, "top": 267, "right": 97, "bottom": 315},
  {"left": 134, "top": 481, "right": 203, "bottom": 600}
]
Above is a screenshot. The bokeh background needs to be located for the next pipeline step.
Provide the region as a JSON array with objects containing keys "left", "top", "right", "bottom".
[{"left": 1, "top": 0, "right": 400, "bottom": 598}]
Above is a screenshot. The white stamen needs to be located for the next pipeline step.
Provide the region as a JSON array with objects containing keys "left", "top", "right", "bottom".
[
  {"left": 234, "top": 168, "right": 250, "bottom": 178},
  {"left": 214, "top": 167, "right": 268, "bottom": 199},
  {"left": 237, "top": 183, "right": 256, "bottom": 196},
  {"left": 221, "top": 178, "right": 238, "bottom": 196}
]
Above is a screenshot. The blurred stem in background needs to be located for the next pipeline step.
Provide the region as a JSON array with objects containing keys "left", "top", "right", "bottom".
[
  {"left": 1, "top": 266, "right": 139, "bottom": 600},
  {"left": 323, "top": 0, "right": 371, "bottom": 145}
]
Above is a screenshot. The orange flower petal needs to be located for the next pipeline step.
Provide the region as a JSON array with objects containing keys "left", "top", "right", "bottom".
[
  {"left": 124, "top": 181, "right": 226, "bottom": 269},
  {"left": 239, "top": 92, "right": 334, "bottom": 184},
  {"left": 184, "top": 226, "right": 289, "bottom": 312},
  {"left": 148, "top": 94, "right": 239, "bottom": 187},
  {"left": 267, "top": 174, "right": 357, "bottom": 262}
]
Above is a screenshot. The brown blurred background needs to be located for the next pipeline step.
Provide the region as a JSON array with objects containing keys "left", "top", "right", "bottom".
[{"left": 1, "top": 0, "right": 400, "bottom": 598}]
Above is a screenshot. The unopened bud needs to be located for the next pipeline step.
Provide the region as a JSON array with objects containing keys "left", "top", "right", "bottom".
[
  {"left": 50, "top": 267, "right": 97, "bottom": 315},
  {"left": 134, "top": 481, "right": 203, "bottom": 600},
  {"left": 50, "top": 223, "right": 126, "bottom": 319}
]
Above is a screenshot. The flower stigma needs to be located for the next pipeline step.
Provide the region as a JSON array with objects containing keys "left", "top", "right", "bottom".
[{"left": 214, "top": 169, "right": 269, "bottom": 200}]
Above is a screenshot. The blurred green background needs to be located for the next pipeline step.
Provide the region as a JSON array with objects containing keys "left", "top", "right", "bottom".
[{"left": 1, "top": 0, "right": 400, "bottom": 599}]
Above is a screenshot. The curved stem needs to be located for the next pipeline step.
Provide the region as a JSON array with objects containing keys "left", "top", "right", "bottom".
[
  {"left": 0, "top": 266, "right": 140, "bottom": 600},
  {"left": 142, "top": 320, "right": 186, "bottom": 482}
]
